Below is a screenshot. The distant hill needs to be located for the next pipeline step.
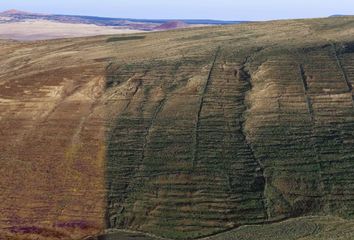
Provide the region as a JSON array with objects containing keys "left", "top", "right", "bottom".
[
  {"left": 154, "top": 20, "right": 189, "bottom": 30},
  {"left": 0, "top": 9, "right": 246, "bottom": 30},
  {"left": 330, "top": 14, "right": 354, "bottom": 17},
  {"left": 0, "top": 9, "right": 246, "bottom": 40},
  {"left": 1, "top": 9, "right": 33, "bottom": 15}
]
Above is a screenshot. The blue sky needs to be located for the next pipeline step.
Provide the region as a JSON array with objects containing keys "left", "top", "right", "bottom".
[{"left": 1, "top": 0, "right": 354, "bottom": 21}]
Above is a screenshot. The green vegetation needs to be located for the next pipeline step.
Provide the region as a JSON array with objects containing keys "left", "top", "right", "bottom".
[
  {"left": 104, "top": 17, "right": 354, "bottom": 239},
  {"left": 106, "top": 36, "right": 146, "bottom": 43},
  {"left": 204, "top": 216, "right": 354, "bottom": 240}
]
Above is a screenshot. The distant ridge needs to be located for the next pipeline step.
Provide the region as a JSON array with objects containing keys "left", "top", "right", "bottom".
[
  {"left": 154, "top": 20, "right": 189, "bottom": 30},
  {"left": 329, "top": 14, "right": 354, "bottom": 17},
  {"left": 0, "top": 9, "right": 246, "bottom": 26},
  {"left": 1, "top": 9, "right": 32, "bottom": 15},
  {"left": 0, "top": 9, "right": 247, "bottom": 40}
]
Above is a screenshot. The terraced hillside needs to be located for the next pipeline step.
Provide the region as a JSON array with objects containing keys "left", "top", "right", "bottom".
[{"left": 2, "top": 17, "right": 354, "bottom": 240}]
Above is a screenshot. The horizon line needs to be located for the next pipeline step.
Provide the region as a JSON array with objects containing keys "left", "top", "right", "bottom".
[{"left": 0, "top": 8, "right": 352, "bottom": 22}]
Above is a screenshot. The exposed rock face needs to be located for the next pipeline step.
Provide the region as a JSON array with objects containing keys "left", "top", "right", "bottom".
[{"left": 1, "top": 17, "right": 354, "bottom": 240}]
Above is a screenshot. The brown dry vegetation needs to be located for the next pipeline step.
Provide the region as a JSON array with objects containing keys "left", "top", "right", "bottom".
[
  {"left": 0, "top": 20, "right": 145, "bottom": 41},
  {"left": 1, "top": 17, "right": 354, "bottom": 240}
]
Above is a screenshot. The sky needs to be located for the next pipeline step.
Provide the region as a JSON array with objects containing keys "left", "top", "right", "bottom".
[{"left": 0, "top": 0, "right": 354, "bottom": 21}]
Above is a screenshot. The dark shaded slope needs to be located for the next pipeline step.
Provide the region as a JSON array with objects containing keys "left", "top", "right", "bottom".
[
  {"left": 243, "top": 44, "right": 354, "bottom": 221},
  {"left": 104, "top": 41, "right": 354, "bottom": 239},
  {"left": 105, "top": 47, "right": 270, "bottom": 238}
]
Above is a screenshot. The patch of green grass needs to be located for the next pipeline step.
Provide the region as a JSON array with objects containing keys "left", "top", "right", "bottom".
[{"left": 107, "top": 36, "right": 146, "bottom": 43}]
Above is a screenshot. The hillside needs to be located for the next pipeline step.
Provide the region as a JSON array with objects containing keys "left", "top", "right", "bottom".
[{"left": 1, "top": 16, "right": 354, "bottom": 240}]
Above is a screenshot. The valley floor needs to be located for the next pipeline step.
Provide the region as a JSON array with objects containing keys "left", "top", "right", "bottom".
[{"left": 0, "top": 20, "right": 145, "bottom": 40}]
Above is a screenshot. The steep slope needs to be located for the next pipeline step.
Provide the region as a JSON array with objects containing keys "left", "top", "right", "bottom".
[{"left": 1, "top": 17, "right": 354, "bottom": 240}]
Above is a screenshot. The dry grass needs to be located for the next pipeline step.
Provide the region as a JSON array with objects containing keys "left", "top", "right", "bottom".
[{"left": 0, "top": 20, "right": 145, "bottom": 40}]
